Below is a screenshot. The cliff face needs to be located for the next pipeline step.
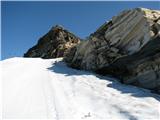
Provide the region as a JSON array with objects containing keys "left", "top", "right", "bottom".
[
  {"left": 24, "top": 25, "right": 80, "bottom": 58},
  {"left": 64, "top": 8, "right": 160, "bottom": 93}
]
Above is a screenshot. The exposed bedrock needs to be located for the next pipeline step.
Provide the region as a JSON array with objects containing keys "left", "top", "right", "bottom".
[
  {"left": 64, "top": 8, "right": 160, "bottom": 93},
  {"left": 24, "top": 25, "right": 80, "bottom": 58},
  {"left": 96, "top": 35, "right": 160, "bottom": 93}
]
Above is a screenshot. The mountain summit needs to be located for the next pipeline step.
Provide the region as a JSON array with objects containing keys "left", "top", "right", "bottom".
[{"left": 24, "top": 25, "right": 80, "bottom": 58}]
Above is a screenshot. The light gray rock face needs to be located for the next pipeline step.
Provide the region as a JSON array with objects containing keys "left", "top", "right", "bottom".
[
  {"left": 64, "top": 8, "right": 160, "bottom": 93},
  {"left": 24, "top": 25, "right": 80, "bottom": 58}
]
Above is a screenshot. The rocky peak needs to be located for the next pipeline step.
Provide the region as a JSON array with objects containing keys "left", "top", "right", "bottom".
[
  {"left": 51, "top": 24, "right": 64, "bottom": 31},
  {"left": 24, "top": 25, "right": 80, "bottom": 58}
]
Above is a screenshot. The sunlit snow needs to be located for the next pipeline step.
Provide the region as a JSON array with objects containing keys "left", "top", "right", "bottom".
[{"left": 2, "top": 57, "right": 160, "bottom": 119}]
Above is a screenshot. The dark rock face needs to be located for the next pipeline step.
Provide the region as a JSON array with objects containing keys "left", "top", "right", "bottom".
[
  {"left": 64, "top": 8, "right": 160, "bottom": 93},
  {"left": 96, "top": 35, "right": 160, "bottom": 93},
  {"left": 24, "top": 25, "right": 80, "bottom": 58}
]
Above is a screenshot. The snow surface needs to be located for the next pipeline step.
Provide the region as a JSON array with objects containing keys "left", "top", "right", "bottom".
[{"left": 2, "top": 57, "right": 160, "bottom": 119}]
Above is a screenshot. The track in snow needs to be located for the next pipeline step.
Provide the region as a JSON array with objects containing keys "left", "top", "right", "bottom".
[{"left": 2, "top": 57, "right": 160, "bottom": 119}]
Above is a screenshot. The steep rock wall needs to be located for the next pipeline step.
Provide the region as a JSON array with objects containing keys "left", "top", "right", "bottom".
[{"left": 64, "top": 8, "right": 160, "bottom": 93}]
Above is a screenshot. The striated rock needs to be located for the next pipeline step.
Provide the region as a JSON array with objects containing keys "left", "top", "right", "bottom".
[
  {"left": 96, "top": 35, "right": 160, "bottom": 93},
  {"left": 24, "top": 25, "right": 80, "bottom": 58},
  {"left": 64, "top": 8, "right": 160, "bottom": 93},
  {"left": 65, "top": 8, "right": 160, "bottom": 70}
]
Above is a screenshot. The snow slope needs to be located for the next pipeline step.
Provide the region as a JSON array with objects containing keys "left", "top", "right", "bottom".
[{"left": 2, "top": 57, "right": 160, "bottom": 119}]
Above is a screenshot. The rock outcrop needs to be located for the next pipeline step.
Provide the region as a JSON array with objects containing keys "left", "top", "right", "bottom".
[
  {"left": 96, "top": 35, "right": 160, "bottom": 93},
  {"left": 24, "top": 25, "right": 80, "bottom": 58},
  {"left": 64, "top": 8, "right": 160, "bottom": 93}
]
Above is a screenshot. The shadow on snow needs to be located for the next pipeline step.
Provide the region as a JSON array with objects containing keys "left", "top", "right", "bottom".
[{"left": 47, "top": 61, "right": 160, "bottom": 101}]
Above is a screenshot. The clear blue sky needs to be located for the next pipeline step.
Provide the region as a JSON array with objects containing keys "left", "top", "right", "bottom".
[{"left": 1, "top": 1, "right": 160, "bottom": 60}]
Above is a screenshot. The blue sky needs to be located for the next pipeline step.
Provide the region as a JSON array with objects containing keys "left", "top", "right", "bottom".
[{"left": 1, "top": 1, "right": 160, "bottom": 60}]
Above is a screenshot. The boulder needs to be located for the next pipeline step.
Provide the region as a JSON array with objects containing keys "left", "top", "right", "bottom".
[
  {"left": 24, "top": 25, "right": 80, "bottom": 58},
  {"left": 64, "top": 8, "right": 160, "bottom": 93}
]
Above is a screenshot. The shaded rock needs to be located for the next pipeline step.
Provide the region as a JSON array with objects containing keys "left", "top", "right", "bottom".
[
  {"left": 64, "top": 8, "right": 160, "bottom": 93},
  {"left": 24, "top": 25, "right": 80, "bottom": 58},
  {"left": 96, "top": 35, "right": 160, "bottom": 93}
]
